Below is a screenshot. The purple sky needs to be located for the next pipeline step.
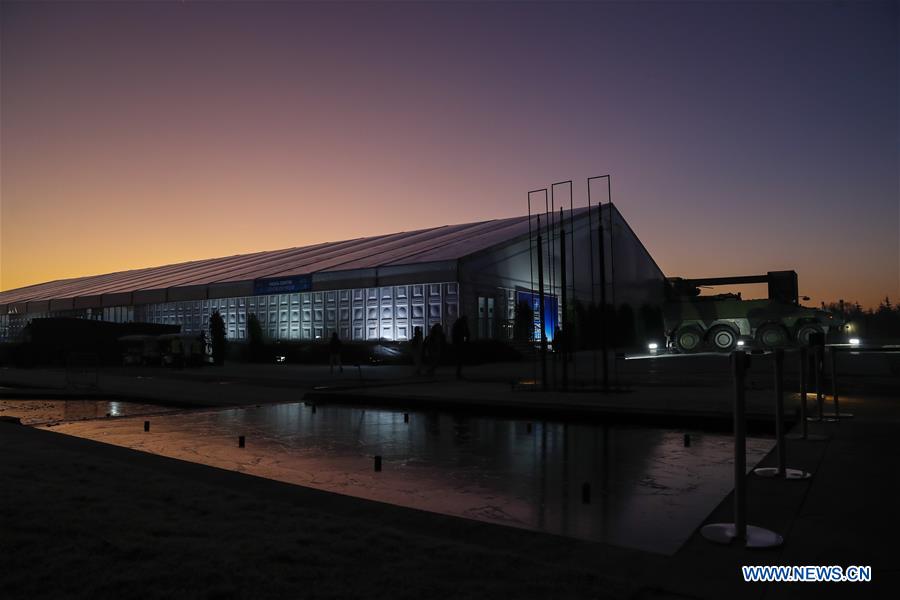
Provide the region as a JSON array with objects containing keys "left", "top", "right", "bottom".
[{"left": 1, "top": 0, "right": 897, "bottom": 307}]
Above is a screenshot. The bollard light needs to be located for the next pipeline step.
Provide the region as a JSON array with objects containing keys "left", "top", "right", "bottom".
[
  {"left": 647, "top": 342, "right": 658, "bottom": 351},
  {"left": 849, "top": 338, "right": 860, "bottom": 346}
]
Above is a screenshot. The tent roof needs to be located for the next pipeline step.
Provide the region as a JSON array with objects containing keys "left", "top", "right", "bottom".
[{"left": 1, "top": 211, "right": 565, "bottom": 307}]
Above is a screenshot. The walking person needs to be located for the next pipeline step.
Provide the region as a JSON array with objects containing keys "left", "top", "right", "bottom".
[
  {"left": 410, "top": 326, "right": 424, "bottom": 375},
  {"left": 328, "top": 332, "right": 343, "bottom": 374},
  {"left": 451, "top": 316, "right": 470, "bottom": 379}
]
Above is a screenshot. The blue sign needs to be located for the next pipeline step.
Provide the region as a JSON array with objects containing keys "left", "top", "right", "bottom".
[
  {"left": 516, "top": 290, "right": 558, "bottom": 342},
  {"left": 253, "top": 275, "right": 311, "bottom": 295}
]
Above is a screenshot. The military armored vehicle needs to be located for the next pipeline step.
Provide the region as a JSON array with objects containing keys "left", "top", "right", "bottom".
[{"left": 663, "top": 271, "right": 838, "bottom": 353}]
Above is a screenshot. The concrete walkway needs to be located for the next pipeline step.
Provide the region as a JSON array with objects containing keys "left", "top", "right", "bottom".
[{"left": 657, "top": 392, "right": 899, "bottom": 598}]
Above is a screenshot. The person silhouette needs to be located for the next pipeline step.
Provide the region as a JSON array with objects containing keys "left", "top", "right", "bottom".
[
  {"left": 328, "top": 332, "right": 343, "bottom": 374},
  {"left": 410, "top": 326, "right": 424, "bottom": 375},
  {"left": 425, "top": 323, "right": 444, "bottom": 376},
  {"left": 451, "top": 316, "right": 470, "bottom": 379}
]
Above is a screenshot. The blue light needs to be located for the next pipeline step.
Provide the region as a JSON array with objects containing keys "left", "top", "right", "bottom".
[{"left": 516, "top": 291, "right": 558, "bottom": 342}]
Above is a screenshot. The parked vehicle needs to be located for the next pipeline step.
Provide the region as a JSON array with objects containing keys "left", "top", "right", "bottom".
[
  {"left": 119, "top": 334, "right": 162, "bottom": 366},
  {"left": 663, "top": 270, "right": 839, "bottom": 353},
  {"left": 118, "top": 333, "right": 209, "bottom": 367},
  {"left": 158, "top": 333, "right": 209, "bottom": 367}
]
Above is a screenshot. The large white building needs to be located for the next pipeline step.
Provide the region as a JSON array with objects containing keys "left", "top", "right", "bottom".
[{"left": 0, "top": 205, "right": 665, "bottom": 344}]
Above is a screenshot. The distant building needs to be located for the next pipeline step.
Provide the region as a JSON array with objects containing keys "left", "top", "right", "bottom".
[{"left": 0, "top": 205, "right": 665, "bottom": 344}]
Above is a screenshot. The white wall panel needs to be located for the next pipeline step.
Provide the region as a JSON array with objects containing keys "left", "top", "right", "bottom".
[{"left": 118, "top": 280, "right": 461, "bottom": 346}]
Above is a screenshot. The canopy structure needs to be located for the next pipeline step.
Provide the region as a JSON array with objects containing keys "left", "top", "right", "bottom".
[
  {"left": 0, "top": 213, "right": 538, "bottom": 314},
  {"left": 1, "top": 205, "right": 666, "bottom": 345}
]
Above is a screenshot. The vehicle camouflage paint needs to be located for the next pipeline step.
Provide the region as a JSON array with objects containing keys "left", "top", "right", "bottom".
[{"left": 663, "top": 293, "right": 839, "bottom": 353}]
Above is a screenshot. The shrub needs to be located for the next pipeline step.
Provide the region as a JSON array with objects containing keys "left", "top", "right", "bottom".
[{"left": 209, "top": 311, "right": 226, "bottom": 366}]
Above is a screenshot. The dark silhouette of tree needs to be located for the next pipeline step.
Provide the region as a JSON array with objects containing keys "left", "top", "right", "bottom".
[
  {"left": 824, "top": 297, "right": 900, "bottom": 342},
  {"left": 614, "top": 304, "right": 636, "bottom": 348},
  {"left": 247, "top": 312, "right": 264, "bottom": 362},
  {"left": 639, "top": 304, "right": 665, "bottom": 342},
  {"left": 209, "top": 311, "right": 226, "bottom": 366}
]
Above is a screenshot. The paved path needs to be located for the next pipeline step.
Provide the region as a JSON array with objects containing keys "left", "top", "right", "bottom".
[{"left": 659, "top": 392, "right": 898, "bottom": 599}]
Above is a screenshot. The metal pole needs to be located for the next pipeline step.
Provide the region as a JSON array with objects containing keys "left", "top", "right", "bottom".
[
  {"left": 815, "top": 345, "right": 824, "bottom": 421},
  {"left": 559, "top": 207, "right": 568, "bottom": 392},
  {"left": 733, "top": 351, "right": 747, "bottom": 542},
  {"left": 567, "top": 185, "right": 576, "bottom": 388},
  {"left": 799, "top": 347, "right": 808, "bottom": 439},
  {"left": 588, "top": 175, "right": 610, "bottom": 390},
  {"left": 831, "top": 347, "right": 840, "bottom": 419},
  {"left": 527, "top": 190, "right": 546, "bottom": 392},
  {"left": 537, "top": 216, "right": 548, "bottom": 391},
  {"left": 528, "top": 192, "right": 535, "bottom": 387},
  {"left": 790, "top": 346, "right": 826, "bottom": 442},
  {"left": 702, "top": 349, "right": 783, "bottom": 547},
  {"left": 587, "top": 190, "right": 597, "bottom": 387},
  {"left": 546, "top": 191, "right": 554, "bottom": 343},
  {"left": 755, "top": 349, "right": 812, "bottom": 478},
  {"left": 608, "top": 178, "right": 618, "bottom": 388},
  {"left": 598, "top": 202, "right": 609, "bottom": 391},
  {"left": 775, "top": 349, "right": 785, "bottom": 475},
  {"left": 541, "top": 192, "right": 559, "bottom": 389}
]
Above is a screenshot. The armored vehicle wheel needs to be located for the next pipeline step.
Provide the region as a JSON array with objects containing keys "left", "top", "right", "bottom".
[
  {"left": 757, "top": 323, "right": 789, "bottom": 348},
  {"left": 675, "top": 326, "right": 704, "bottom": 353},
  {"left": 796, "top": 323, "right": 824, "bottom": 346},
  {"left": 707, "top": 325, "right": 738, "bottom": 352}
]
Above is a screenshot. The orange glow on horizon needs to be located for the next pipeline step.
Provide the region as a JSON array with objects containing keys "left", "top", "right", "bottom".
[{"left": 1, "top": 0, "right": 896, "bottom": 310}]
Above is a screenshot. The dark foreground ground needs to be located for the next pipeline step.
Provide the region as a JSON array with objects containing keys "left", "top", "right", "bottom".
[
  {"left": 2, "top": 352, "right": 898, "bottom": 599},
  {"left": 0, "top": 422, "right": 656, "bottom": 600}
]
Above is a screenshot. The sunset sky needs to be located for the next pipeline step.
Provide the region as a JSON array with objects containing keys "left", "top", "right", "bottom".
[{"left": 1, "top": 1, "right": 897, "bottom": 308}]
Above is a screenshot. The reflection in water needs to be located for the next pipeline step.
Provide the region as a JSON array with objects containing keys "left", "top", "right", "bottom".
[
  {"left": 0, "top": 399, "right": 170, "bottom": 425},
  {"left": 50, "top": 402, "right": 772, "bottom": 554}
]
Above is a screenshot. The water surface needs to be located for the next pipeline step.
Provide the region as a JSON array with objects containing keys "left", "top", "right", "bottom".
[
  {"left": 0, "top": 398, "right": 173, "bottom": 425},
  {"left": 46, "top": 401, "right": 772, "bottom": 554}
]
